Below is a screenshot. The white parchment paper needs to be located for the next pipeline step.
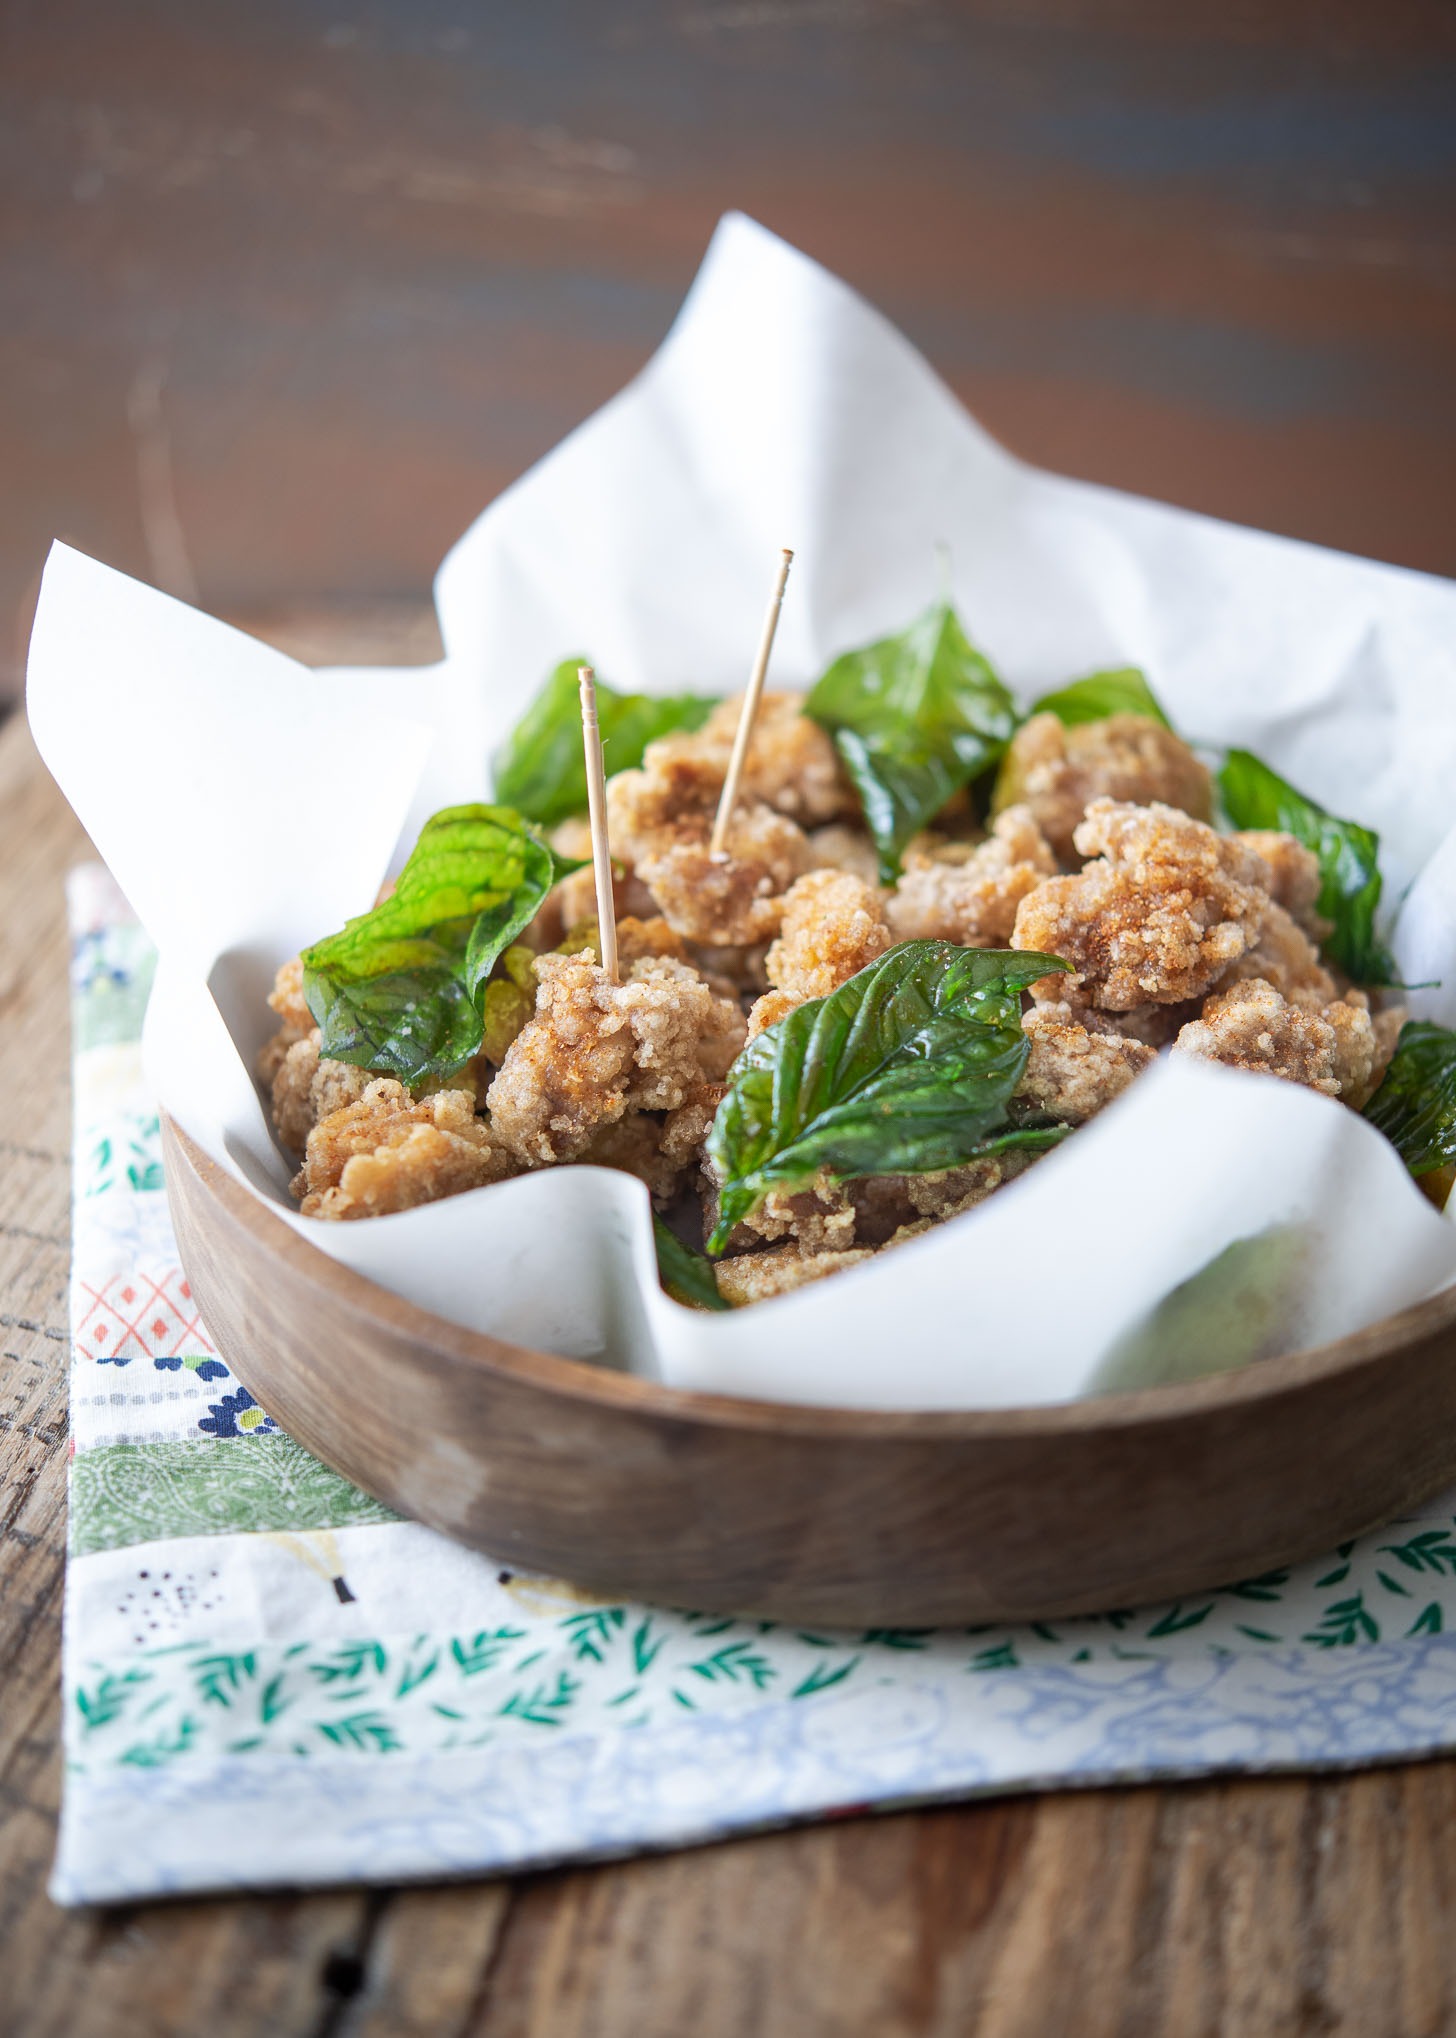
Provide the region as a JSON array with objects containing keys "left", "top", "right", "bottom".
[{"left": 27, "top": 213, "right": 1456, "bottom": 1409}]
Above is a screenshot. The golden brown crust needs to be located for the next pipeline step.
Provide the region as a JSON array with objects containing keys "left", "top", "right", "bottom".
[
  {"left": 645, "top": 691, "right": 856, "bottom": 827},
  {"left": 764, "top": 869, "right": 893, "bottom": 1003},
  {"left": 267, "top": 956, "right": 312, "bottom": 1034},
  {"left": 1173, "top": 978, "right": 1378, "bottom": 1103},
  {"left": 299, "top": 1081, "right": 510, "bottom": 1219},
  {"left": 1012, "top": 799, "right": 1270, "bottom": 1010},
  {"left": 713, "top": 1242, "right": 876, "bottom": 1307},
  {"left": 1016, "top": 1006, "right": 1155, "bottom": 1122},
  {"left": 996, "top": 712, "right": 1213, "bottom": 865},
  {"left": 485, "top": 950, "right": 747, "bottom": 1168},
  {"left": 1234, "top": 831, "right": 1329, "bottom": 938},
  {"left": 887, "top": 805, "right": 1056, "bottom": 947}
]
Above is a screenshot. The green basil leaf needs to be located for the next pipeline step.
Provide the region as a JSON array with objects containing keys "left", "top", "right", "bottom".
[
  {"left": 653, "top": 1215, "right": 729, "bottom": 1311},
  {"left": 301, "top": 804, "right": 577, "bottom": 1087},
  {"left": 706, "top": 941, "right": 1072, "bottom": 1252},
  {"left": 1031, "top": 666, "right": 1171, "bottom": 729},
  {"left": 1217, "top": 749, "right": 1395, "bottom": 984},
  {"left": 492, "top": 656, "right": 718, "bottom": 827},
  {"left": 806, "top": 602, "right": 1019, "bottom": 881},
  {"left": 1364, "top": 1021, "right": 1456, "bottom": 1178}
]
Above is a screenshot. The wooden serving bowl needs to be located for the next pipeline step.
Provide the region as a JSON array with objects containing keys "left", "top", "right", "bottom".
[{"left": 164, "top": 1117, "right": 1456, "bottom": 1627}]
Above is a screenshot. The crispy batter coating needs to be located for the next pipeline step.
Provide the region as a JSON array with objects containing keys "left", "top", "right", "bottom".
[
  {"left": 299, "top": 1080, "right": 510, "bottom": 1219},
  {"left": 578, "top": 1083, "right": 726, "bottom": 1204},
  {"left": 268, "top": 1030, "right": 374, "bottom": 1154},
  {"left": 887, "top": 805, "right": 1057, "bottom": 946},
  {"left": 646, "top": 691, "right": 856, "bottom": 826},
  {"left": 1012, "top": 800, "right": 1270, "bottom": 1010},
  {"left": 806, "top": 824, "right": 882, "bottom": 886},
  {"left": 714, "top": 1243, "right": 875, "bottom": 1306},
  {"left": 1218, "top": 899, "right": 1337, "bottom": 1011},
  {"left": 1016, "top": 1005, "right": 1155, "bottom": 1122},
  {"left": 996, "top": 711, "right": 1213, "bottom": 864},
  {"left": 764, "top": 869, "right": 892, "bottom": 1001},
  {"left": 486, "top": 950, "right": 747, "bottom": 1167},
  {"left": 1372, "top": 1001, "right": 1408, "bottom": 1089},
  {"left": 607, "top": 749, "right": 814, "bottom": 946},
  {"left": 708, "top": 1152, "right": 1033, "bottom": 1256},
  {"left": 267, "top": 956, "right": 312, "bottom": 1033},
  {"left": 1174, "top": 978, "right": 1378, "bottom": 1103},
  {"left": 1235, "top": 830, "right": 1328, "bottom": 937}
]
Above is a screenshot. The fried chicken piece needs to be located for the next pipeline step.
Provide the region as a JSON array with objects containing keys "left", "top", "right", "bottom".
[
  {"left": 714, "top": 1243, "right": 875, "bottom": 1307},
  {"left": 1234, "top": 830, "right": 1328, "bottom": 938},
  {"left": 1012, "top": 800, "right": 1270, "bottom": 1011},
  {"left": 996, "top": 711, "right": 1213, "bottom": 864},
  {"left": 578, "top": 1081, "right": 728, "bottom": 1204},
  {"left": 298, "top": 1080, "right": 510, "bottom": 1219},
  {"left": 707, "top": 1151, "right": 1033, "bottom": 1257},
  {"left": 268, "top": 1030, "right": 375, "bottom": 1154},
  {"left": 267, "top": 956, "right": 312, "bottom": 1034},
  {"left": 647, "top": 691, "right": 856, "bottom": 827},
  {"left": 764, "top": 869, "right": 892, "bottom": 1001},
  {"left": 607, "top": 750, "right": 814, "bottom": 946},
  {"left": 1016, "top": 1004, "right": 1154, "bottom": 1122},
  {"left": 1217, "top": 899, "right": 1337, "bottom": 1011},
  {"left": 806, "top": 824, "right": 882, "bottom": 887},
  {"left": 1174, "top": 978, "right": 1378, "bottom": 1104},
  {"left": 746, "top": 988, "right": 798, "bottom": 1041},
  {"left": 486, "top": 950, "right": 747, "bottom": 1167},
  {"left": 887, "top": 805, "right": 1057, "bottom": 947},
  {"left": 551, "top": 815, "right": 659, "bottom": 932}
]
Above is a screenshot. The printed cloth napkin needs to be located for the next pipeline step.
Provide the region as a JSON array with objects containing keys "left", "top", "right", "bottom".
[{"left": 53, "top": 865, "right": 1456, "bottom": 1903}]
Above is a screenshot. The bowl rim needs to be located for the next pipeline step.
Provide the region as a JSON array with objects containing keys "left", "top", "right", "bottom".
[{"left": 166, "top": 1114, "right": 1456, "bottom": 1443}]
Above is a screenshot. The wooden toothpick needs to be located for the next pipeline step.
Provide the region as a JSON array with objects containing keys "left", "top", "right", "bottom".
[
  {"left": 578, "top": 664, "right": 619, "bottom": 982},
  {"left": 709, "top": 547, "right": 794, "bottom": 860}
]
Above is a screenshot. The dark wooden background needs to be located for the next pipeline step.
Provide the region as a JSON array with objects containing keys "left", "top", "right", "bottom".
[{"left": 3, "top": 0, "right": 1455, "bottom": 699}]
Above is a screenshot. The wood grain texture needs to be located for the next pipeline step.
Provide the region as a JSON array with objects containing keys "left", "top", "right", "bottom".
[
  {"left": 8, "top": 607, "right": 1456, "bottom": 2035},
  {"left": 2, "top": 1, "right": 1454, "bottom": 697}
]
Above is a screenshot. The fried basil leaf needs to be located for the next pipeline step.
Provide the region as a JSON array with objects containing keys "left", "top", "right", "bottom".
[
  {"left": 653, "top": 1215, "right": 729, "bottom": 1311},
  {"left": 806, "top": 602, "right": 1018, "bottom": 881},
  {"left": 1217, "top": 749, "right": 1395, "bottom": 984},
  {"left": 492, "top": 656, "right": 718, "bottom": 827},
  {"left": 706, "top": 941, "right": 1072, "bottom": 1252},
  {"left": 1364, "top": 1021, "right": 1456, "bottom": 1180},
  {"left": 302, "top": 805, "right": 577, "bottom": 1087},
  {"left": 1031, "top": 666, "right": 1171, "bottom": 730}
]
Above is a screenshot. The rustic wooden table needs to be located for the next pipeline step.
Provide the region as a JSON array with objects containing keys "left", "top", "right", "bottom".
[{"left": 2, "top": 607, "right": 1456, "bottom": 2037}]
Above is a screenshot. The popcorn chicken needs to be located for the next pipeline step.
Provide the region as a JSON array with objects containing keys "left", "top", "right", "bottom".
[
  {"left": 267, "top": 956, "right": 312, "bottom": 1034},
  {"left": 607, "top": 749, "right": 814, "bottom": 946},
  {"left": 299, "top": 1080, "right": 510, "bottom": 1219},
  {"left": 996, "top": 712, "right": 1213, "bottom": 864},
  {"left": 1174, "top": 978, "right": 1378, "bottom": 1104},
  {"left": 708, "top": 1151, "right": 1033, "bottom": 1256},
  {"left": 1235, "top": 830, "right": 1328, "bottom": 938},
  {"left": 887, "top": 805, "right": 1057, "bottom": 947},
  {"left": 1012, "top": 800, "right": 1270, "bottom": 1011},
  {"left": 268, "top": 1029, "right": 374, "bottom": 1154},
  {"left": 647, "top": 691, "right": 856, "bottom": 827},
  {"left": 765, "top": 869, "right": 892, "bottom": 1002},
  {"left": 1217, "top": 899, "right": 1337, "bottom": 1011},
  {"left": 486, "top": 949, "right": 747, "bottom": 1167},
  {"left": 1016, "top": 1004, "right": 1155, "bottom": 1122},
  {"left": 714, "top": 1243, "right": 876, "bottom": 1306},
  {"left": 579, "top": 1082, "right": 728, "bottom": 1204}
]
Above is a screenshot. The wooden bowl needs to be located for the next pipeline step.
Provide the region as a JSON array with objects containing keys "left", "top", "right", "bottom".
[{"left": 164, "top": 1116, "right": 1456, "bottom": 1627}]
